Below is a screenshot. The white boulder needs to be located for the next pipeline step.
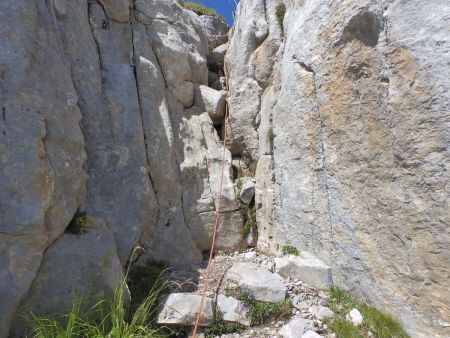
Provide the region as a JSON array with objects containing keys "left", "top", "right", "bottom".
[
  {"left": 157, "top": 293, "right": 214, "bottom": 326},
  {"left": 274, "top": 252, "right": 332, "bottom": 289},
  {"left": 225, "top": 262, "right": 286, "bottom": 303},
  {"left": 346, "top": 308, "right": 363, "bottom": 326}
]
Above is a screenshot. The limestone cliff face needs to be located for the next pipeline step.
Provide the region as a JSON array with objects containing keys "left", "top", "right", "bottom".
[
  {"left": 226, "top": 0, "right": 450, "bottom": 337},
  {"left": 0, "top": 0, "right": 240, "bottom": 336}
]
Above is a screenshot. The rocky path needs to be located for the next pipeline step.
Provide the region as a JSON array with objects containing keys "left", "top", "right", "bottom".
[{"left": 159, "top": 249, "right": 345, "bottom": 338}]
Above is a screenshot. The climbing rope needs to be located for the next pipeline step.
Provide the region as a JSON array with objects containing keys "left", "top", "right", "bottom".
[{"left": 191, "top": 64, "right": 232, "bottom": 338}]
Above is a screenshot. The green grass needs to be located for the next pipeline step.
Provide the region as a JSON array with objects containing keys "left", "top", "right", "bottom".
[
  {"left": 204, "top": 309, "right": 246, "bottom": 338},
  {"left": 275, "top": 3, "right": 286, "bottom": 32},
  {"left": 30, "top": 278, "right": 167, "bottom": 338},
  {"left": 30, "top": 247, "right": 170, "bottom": 338},
  {"left": 325, "top": 287, "right": 410, "bottom": 338},
  {"left": 282, "top": 245, "right": 299, "bottom": 256},
  {"left": 225, "top": 288, "right": 292, "bottom": 326},
  {"left": 267, "top": 126, "right": 274, "bottom": 143},
  {"left": 177, "top": 0, "right": 223, "bottom": 19},
  {"left": 66, "top": 211, "right": 90, "bottom": 235}
]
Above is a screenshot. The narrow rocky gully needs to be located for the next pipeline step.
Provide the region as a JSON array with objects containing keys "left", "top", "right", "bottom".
[{"left": 154, "top": 17, "right": 353, "bottom": 338}]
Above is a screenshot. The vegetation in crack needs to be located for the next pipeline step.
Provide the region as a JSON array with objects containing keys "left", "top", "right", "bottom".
[
  {"left": 281, "top": 245, "right": 300, "bottom": 256},
  {"left": 177, "top": 0, "right": 224, "bottom": 20},
  {"left": 240, "top": 204, "right": 256, "bottom": 236},
  {"left": 225, "top": 288, "right": 293, "bottom": 326},
  {"left": 325, "top": 287, "right": 410, "bottom": 338},
  {"left": 204, "top": 309, "right": 246, "bottom": 337},
  {"left": 267, "top": 126, "right": 274, "bottom": 144},
  {"left": 65, "top": 211, "right": 90, "bottom": 235},
  {"left": 275, "top": 3, "right": 286, "bottom": 33}
]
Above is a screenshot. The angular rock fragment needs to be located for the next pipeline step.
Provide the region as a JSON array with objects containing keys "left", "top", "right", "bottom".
[
  {"left": 278, "top": 317, "right": 314, "bottom": 338},
  {"left": 239, "top": 177, "right": 255, "bottom": 204},
  {"left": 225, "top": 262, "right": 286, "bottom": 303},
  {"left": 309, "top": 305, "right": 334, "bottom": 320},
  {"left": 274, "top": 252, "right": 332, "bottom": 289},
  {"left": 157, "top": 293, "right": 214, "bottom": 326},
  {"left": 217, "top": 294, "right": 250, "bottom": 326}
]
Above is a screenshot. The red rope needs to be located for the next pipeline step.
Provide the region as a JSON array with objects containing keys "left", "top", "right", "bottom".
[{"left": 191, "top": 67, "right": 231, "bottom": 338}]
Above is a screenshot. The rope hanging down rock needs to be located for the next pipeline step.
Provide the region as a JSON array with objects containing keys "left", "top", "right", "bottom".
[{"left": 190, "top": 64, "right": 232, "bottom": 338}]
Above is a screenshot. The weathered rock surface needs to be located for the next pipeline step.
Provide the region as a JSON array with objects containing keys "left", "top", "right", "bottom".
[
  {"left": 278, "top": 317, "right": 314, "bottom": 338},
  {"left": 157, "top": 293, "right": 214, "bottom": 326},
  {"left": 274, "top": 252, "right": 332, "bottom": 289},
  {"left": 217, "top": 294, "right": 250, "bottom": 326},
  {"left": 227, "top": 0, "right": 450, "bottom": 336},
  {"left": 302, "top": 331, "right": 323, "bottom": 338},
  {"left": 225, "top": 262, "right": 286, "bottom": 303},
  {"left": 0, "top": 0, "right": 239, "bottom": 335}
]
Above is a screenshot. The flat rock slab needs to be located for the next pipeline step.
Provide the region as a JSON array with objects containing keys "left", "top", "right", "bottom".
[
  {"left": 274, "top": 252, "right": 332, "bottom": 289},
  {"left": 217, "top": 294, "right": 250, "bottom": 326},
  {"left": 225, "top": 262, "right": 286, "bottom": 303},
  {"left": 157, "top": 293, "right": 214, "bottom": 326},
  {"left": 278, "top": 317, "right": 314, "bottom": 338}
]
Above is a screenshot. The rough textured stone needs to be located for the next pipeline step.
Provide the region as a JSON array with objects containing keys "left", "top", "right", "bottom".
[
  {"left": 227, "top": 0, "right": 450, "bottom": 336},
  {"left": 217, "top": 294, "right": 250, "bottom": 326},
  {"left": 157, "top": 293, "right": 214, "bottom": 326},
  {"left": 310, "top": 305, "right": 334, "bottom": 320},
  {"left": 225, "top": 262, "right": 286, "bottom": 303},
  {"left": 274, "top": 252, "right": 332, "bottom": 289},
  {"left": 278, "top": 317, "right": 314, "bottom": 338}
]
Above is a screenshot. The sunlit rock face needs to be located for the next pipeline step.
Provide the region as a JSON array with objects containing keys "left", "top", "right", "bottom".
[{"left": 226, "top": 0, "right": 450, "bottom": 337}]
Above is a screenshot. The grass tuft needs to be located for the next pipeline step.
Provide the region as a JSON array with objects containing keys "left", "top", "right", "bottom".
[
  {"left": 240, "top": 205, "right": 256, "bottom": 236},
  {"left": 204, "top": 309, "right": 246, "bottom": 337},
  {"left": 177, "top": 0, "right": 223, "bottom": 19},
  {"left": 275, "top": 3, "right": 286, "bottom": 32},
  {"left": 325, "top": 287, "right": 410, "bottom": 338},
  {"left": 66, "top": 211, "right": 90, "bottom": 235},
  {"left": 30, "top": 248, "right": 169, "bottom": 338},
  {"left": 225, "top": 288, "right": 292, "bottom": 326},
  {"left": 282, "top": 245, "right": 300, "bottom": 256}
]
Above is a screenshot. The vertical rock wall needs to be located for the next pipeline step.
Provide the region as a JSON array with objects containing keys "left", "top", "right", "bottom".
[
  {"left": 226, "top": 0, "right": 450, "bottom": 337},
  {"left": 0, "top": 0, "right": 241, "bottom": 336}
]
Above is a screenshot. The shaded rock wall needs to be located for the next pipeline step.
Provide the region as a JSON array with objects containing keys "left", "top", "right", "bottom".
[
  {"left": 0, "top": 0, "right": 241, "bottom": 336},
  {"left": 226, "top": 0, "right": 450, "bottom": 337}
]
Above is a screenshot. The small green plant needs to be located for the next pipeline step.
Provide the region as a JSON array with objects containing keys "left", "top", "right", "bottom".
[
  {"left": 177, "top": 0, "right": 223, "bottom": 19},
  {"left": 282, "top": 245, "right": 300, "bottom": 256},
  {"left": 275, "top": 3, "right": 286, "bottom": 32},
  {"left": 240, "top": 205, "right": 256, "bottom": 236},
  {"left": 267, "top": 126, "right": 274, "bottom": 143},
  {"left": 325, "top": 287, "right": 410, "bottom": 338},
  {"left": 204, "top": 309, "right": 246, "bottom": 337},
  {"left": 66, "top": 211, "right": 90, "bottom": 235},
  {"left": 226, "top": 288, "right": 292, "bottom": 326}
]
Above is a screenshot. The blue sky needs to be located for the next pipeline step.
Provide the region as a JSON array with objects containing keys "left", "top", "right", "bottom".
[{"left": 194, "top": 0, "right": 238, "bottom": 25}]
